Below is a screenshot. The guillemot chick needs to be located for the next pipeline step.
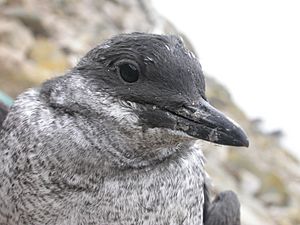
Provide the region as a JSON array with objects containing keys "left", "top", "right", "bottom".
[{"left": 0, "top": 33, "right": 248, "bottom": 225}]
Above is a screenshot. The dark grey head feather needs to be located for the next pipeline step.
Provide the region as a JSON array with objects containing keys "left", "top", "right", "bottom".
[{"left": 76, "top": 32, "right": 206, "bottom": 109}]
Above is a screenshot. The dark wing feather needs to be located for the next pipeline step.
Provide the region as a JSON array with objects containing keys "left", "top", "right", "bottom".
[
  {"left": 203, "top": 182, "right": 211, "bottom": 223},
  {"left": 204, "top": 191, "right": 241, "bottom": 225},
  {"left": 0, "top": 102, "right": 9, "bottom": 130}
]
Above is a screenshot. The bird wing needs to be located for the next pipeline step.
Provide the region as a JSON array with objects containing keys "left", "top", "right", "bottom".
[
  {"left": 0, "top": 101, "right": 9, "bottom": 131},
  {"left": 203, "top": 181, "right": 211, "bottom": 223},
  {"left": 204, "top": 191, "right": 241, "bottom": 225}
]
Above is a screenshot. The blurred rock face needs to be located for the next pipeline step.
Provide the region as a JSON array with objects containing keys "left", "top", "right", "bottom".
[
  {"left": 0, "top": 1, "right": 299, "bottom": 225},
  {"left": 0, "top": 0, "right": 159, "bottom": 97}
]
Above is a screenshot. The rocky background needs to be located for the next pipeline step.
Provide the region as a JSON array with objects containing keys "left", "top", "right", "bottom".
[{"left": 0, "top": 0, "right": 299, "bottom": 224}]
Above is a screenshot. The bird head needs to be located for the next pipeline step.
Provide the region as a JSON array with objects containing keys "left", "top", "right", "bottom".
[{"left": 43, "top": 33, "right": 248, "bottom": 163}]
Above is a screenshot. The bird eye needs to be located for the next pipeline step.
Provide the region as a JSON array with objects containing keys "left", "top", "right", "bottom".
[{"left": 118, "top": 63, "right": 139, "bottom": 83}]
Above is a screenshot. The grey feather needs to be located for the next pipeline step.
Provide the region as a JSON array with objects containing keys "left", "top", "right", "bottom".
[
  {"left": 204, "top": 191, "right": 241, "bottom": 225},
  {"left": 0, "top": 102, "right": 8, "bottom": 130}
]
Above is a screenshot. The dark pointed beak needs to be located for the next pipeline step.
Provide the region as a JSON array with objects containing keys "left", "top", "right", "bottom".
[{"left": 174, "top": 99, "right": 249, "bottom": 147}]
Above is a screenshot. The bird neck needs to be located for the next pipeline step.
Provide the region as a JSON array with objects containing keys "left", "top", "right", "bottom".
[{"left": 74, "top": 112, "right": 196, "bottom": 171}]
